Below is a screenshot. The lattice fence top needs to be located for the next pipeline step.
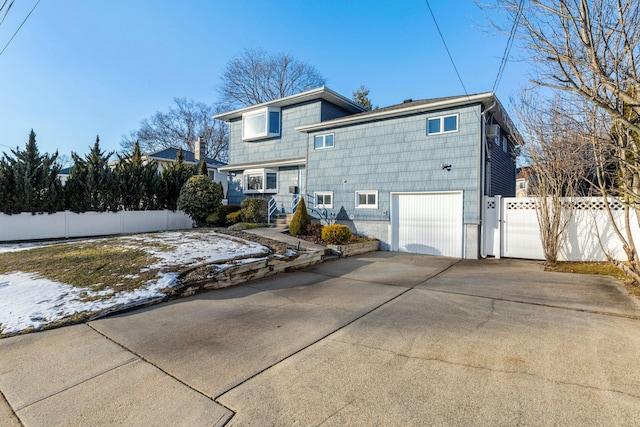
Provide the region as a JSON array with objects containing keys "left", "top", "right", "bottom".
[
  {"left": 506, "top": 201, "right": 537, "bottom": 210},
  {"left": 504, "top": 198, "right": 625, "bottom": 211},
  {"left": 486, "top": 200, "right": 496, "bottom": 209}
]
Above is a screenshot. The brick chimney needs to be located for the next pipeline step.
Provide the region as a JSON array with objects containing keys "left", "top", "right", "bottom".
[{"left": 194, "top": 137, "right": 207, "bottom": 161}]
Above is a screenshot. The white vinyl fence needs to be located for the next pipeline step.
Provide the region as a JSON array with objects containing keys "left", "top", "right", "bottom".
[
  {"left": 0, "top": 210, "right": 193, "bottom": 242},
  {"left": 483, "top": 196, "right": 640, "bottom": 262}
]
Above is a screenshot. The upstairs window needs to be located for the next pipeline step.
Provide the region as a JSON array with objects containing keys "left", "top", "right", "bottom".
[
  {"left": 314, "top": 191, "right": 333, "bottom": 209},
  {"left": 314, "top": 134, "right": 334, "bottom": 149},
  {"left": 355, "top": 190, "right": 378, "bottom": 209},
  {"left": 427, "top": 114, "right": 458, "bottom": 135},
  {"left": 242, "top": 107, "right": 281, "bottom": 141},
  {"left": 244, "top": 169, "right": 277, "bottom": 193}
]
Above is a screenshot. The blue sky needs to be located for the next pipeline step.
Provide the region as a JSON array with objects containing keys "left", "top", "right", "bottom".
[{"left": 0, "top": 0, "right": 530, "bottom": 161}]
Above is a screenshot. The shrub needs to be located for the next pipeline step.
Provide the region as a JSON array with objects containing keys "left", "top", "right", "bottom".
[
  {"left": 289, "top": 198, "right": 311, "bottom": 235},
  {"left": 206, "top": 212, "right": 219, "bottom": 225},
  {"left": 177, "top": 175, "right": 222, "bottom": 224},
  {"left": 215, "top": 204, "right": 241, "bottom": 226},
  {"left": 240, "top": 198, "right": 267, "bottom": 223},
  {"left": 226, "top": 210, "right": 242, "bottom": 224},
  {"left": 321, "top": 224, "right": 352, "bottom": 245},
  {"left": 307, "top": 223, "right": 324, "bottom": 237}
]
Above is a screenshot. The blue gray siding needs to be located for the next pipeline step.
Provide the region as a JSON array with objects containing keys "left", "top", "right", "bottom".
[
  {"left": 306, "top": 104, "right": 483, "bottom": 227},
  {"left": 228, "top": 100, "right": 321, "bottom": 165}
]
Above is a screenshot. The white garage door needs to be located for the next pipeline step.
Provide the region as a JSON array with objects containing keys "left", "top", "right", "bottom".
[{"left": 391, "top": 192, "right": 463, "bottom": 257}]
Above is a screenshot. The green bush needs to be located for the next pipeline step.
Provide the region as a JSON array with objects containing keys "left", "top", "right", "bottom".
[
  {"left": 321, "top": 224, "right": 352, "bottom": 245},
  {"left": 240, "top": 198, "right": 267, "bottom": 223},
  {"left": 177, "top": 175, "right": 222, "bottom": 224},
  {"left": 206, "top": 212, "right": 219, "bottom": 225},
  {"left": 289, "top": 198, "right": 311, "bottom": 235},
  {"left": 215, "top": 204, "right": 241, "bottom": 226},
  {"left": 226, "top": 210, "right": 242, "bottom": 224}
]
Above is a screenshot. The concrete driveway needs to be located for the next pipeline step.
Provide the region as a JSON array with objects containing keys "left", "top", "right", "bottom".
[{"left": 1, "top": 253, "right": 640, "bottom": 426}]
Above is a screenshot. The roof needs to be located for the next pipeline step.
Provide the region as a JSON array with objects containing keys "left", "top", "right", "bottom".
[
  {"left": 144, "top": 147, "right": 226, "bottom": 167},
  {"left": 59, "top": 166, "right": 73, "bottom": 175},
  {"left": 213, "top": 86, "right": 366, "bottom": 122},
  {"left": 218, "top": 157, "right": 305, "bottom": 172},
  {"left": 295, "top": 92, "right": 519, "bottom": 140}
]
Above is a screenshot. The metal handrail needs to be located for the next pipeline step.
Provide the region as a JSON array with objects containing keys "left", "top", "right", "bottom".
[{"left": 266, "top": 197, "right": 278, "bottom": 224}]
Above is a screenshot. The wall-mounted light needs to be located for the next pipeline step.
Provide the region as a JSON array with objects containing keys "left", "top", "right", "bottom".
[{"left": 440, "top": 163, "right": 452, "bottom": 171}]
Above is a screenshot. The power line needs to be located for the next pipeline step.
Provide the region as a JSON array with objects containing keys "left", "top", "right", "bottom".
[
  {"left": 0, "top": 0, "right": 15, "bottom": 27},
  {"left": 0, "top": 0, "right": 40, "bottom": 58},
  {"left": 424, "top": 0, "right": 469, "bottom": 96},
  {"left": 492, "top": 0, "right": 524, "bottom": 93}
]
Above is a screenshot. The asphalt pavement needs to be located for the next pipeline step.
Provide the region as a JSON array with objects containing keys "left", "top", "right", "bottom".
[{"left": 1, "top": 252, "right": 640, "bottom": 426}]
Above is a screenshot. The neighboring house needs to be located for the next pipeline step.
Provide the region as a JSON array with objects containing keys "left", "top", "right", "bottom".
[
  {"left": 516, "top": 166, "right": 532, "bottom": 197},
  {"left": 58, "top": 166, "right": 72, "bottom": 185},
  {"left": 57, "top": 141, "right": 228, "bottom": 195},
  {"left": 215, "top": 87, "right": 518, "bottom": 258},
  {"left": 142, "top": 141, "right": 228, "bottom": 195}
]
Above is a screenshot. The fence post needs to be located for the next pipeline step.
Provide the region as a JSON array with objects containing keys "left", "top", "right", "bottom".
[{"left": 494, "top": 195, "right": 502, "bottom": 259}]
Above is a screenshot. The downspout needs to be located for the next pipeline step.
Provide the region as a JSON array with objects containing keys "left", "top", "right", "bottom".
[{"left": 480, "top": 99, "right": 497, "bottom": 258}]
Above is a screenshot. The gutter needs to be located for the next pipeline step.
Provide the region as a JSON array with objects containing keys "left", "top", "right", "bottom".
[
  {"left": 480, "top": 98, "right": 497, "bottom": 259},
  {"left": 296, "top": 92, "right": 494, "bottom": 133}
]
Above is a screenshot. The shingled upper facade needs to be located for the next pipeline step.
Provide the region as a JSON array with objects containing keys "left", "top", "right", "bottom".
[{"left": 215, "top": 87, "right": 517, "bottom": 259}]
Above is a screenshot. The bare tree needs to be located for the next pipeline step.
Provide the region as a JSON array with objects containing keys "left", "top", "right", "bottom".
[
  {"left": 488, "top": 0, "right": 640, "bottom": 275},
  {"left": 122, "top": 98, "right": 229, "bottom": 162},
  {"left": 219, "top": 48, "right": 326, "bottom": 107},
  {"left": 515, "top": 91, "right": 593, "bottom": 265}
]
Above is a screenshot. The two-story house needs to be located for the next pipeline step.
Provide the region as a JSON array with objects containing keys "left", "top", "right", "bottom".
[{"left": 215, "top": 87, "right": 517, "bottom": 259}]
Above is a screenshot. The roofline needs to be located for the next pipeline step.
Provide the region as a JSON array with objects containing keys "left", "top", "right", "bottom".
[
  {"left": 218, "top": 158, "right": 306, "bottom": 171},
  {"left": 213, "top": 87, "right": 366, "bottom": 122},
  {"left": 295, "top": 92, "right": 498, "bottom": 133}
]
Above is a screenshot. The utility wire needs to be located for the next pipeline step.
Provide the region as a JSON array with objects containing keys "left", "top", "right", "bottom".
[
  {"left": 0, "top": 0, "right": 40, "bottom": 58},
  {"left": 0, "top": 0, "right": 15, "bottom": 27},
  {"left": 492, "top": 0, "right": 524, "bottom": 93},
  {"left": 424, "top": 0, "right": 469, "bottom": 96}
]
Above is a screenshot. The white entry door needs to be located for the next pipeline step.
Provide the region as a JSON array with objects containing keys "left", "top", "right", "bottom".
[{"left": 391, "top": 192, "right": 463, "bottom": 257}]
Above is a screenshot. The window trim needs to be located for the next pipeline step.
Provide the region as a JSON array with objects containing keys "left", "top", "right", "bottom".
[
  {"left": 355, "top": 190, "right": 378, "bottom": 209},
  {"left": 427, "top": 113, "right": 459, "bottom": 135},
  {"left": 242, "top": 107, "right": 281, "bottom": 141},
  {"left": 314, "top": 191, "right": 333, "bottom": 209},
  {"left": 314, "top": 133, "right": 335, "bottom": 150},
  {"left": 243, "top": 168, "right": 278, "bottom": 194}
]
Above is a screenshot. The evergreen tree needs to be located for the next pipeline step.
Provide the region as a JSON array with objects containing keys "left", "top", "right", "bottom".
[
  {"left": 64, "top": 152, "right": 89, "bottom": 212},
  {"left": 160, "top": 148, "right": 196, "bottom": 211},
  {"left": 115, "top": 142, "right": 161, "bottom": 210},
  {"left": 199, "top": 159, "right": 208, "bottom": 176},
  {"left": 0, "top": 130, "right": 63, "bottom": 214},
  {"left": 177, "top": 174, "right": 221, "bottom": 224},
  {"left": 64, "top": 137, "right": 116, "bottom": 212}
]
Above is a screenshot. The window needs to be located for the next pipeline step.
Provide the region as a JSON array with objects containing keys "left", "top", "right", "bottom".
[
  {"left": 427, "top": 114, "right": 458, "bottom": 135},
  {"left": 314, "top": 191, "right": 333, "bottom": 209},
  {"left": 244, "top": 169, "right": 277, "bottom": 193},
  {"left": 355, "top": 190, "right": 378, "bottom": 209},
  {"left": 314, "top": 134, "right": 334, "bottom": 149},
  {"left": 242, "top": 107, "right": 281, "bottom": 141}
]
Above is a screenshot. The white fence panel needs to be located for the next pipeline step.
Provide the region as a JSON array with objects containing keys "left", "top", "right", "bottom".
[
  {"left": 496, "top": 197, "right": 640, "bottom": 262},
  {"left": 502, "top": 199, "right": 545, "bottom": 260},
  {"left": 0, "top": 213, "right": 67, "bottom": 241},
  {"left": 0, "top": 210, "right": 193, "bottom": 242},
  {"left": 483, "top": 197, "right": 498, "bottom": 257},
  {"left": 66, "top": 211, "right": 122, "bottom": 238}
]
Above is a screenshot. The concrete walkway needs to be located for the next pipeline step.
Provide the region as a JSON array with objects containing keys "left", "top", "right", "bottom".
[
  {"left": 1, "top": 253, "right": 640, "bottom": 426},
  {"left": 242, "top": 226, "right": 328, "bottom": 251}
]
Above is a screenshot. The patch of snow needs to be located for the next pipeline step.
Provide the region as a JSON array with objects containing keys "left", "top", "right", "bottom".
[{"left": 0, "top": 231, "right": 272, "bottom": 335}]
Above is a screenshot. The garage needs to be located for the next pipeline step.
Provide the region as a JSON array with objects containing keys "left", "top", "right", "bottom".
[{"left": 390, "top": 191, "right": 463, "bottom": 257}]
